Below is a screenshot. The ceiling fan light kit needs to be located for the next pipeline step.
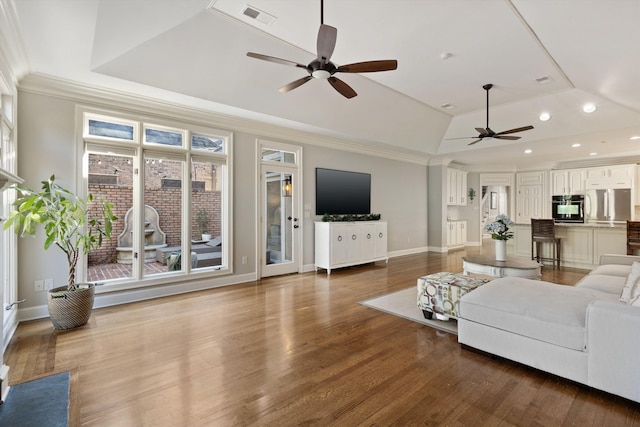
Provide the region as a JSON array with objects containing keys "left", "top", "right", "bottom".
[{"left": 246, "top": 0, "right": 398, "bottom": 99}]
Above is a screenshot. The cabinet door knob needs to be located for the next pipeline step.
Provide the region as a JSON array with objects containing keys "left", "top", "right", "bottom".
[
  {"left": 367, "top": 233, "right": 371, "bottom": 239},
  {"left": 352, "top": 234, "right": 357, "bottom": 240},
  {"left": 337, "top": 235, "right": 342, "bottom": 242},
  {"left": 379, "top": 232, "right": 383, "bottom": 238}
]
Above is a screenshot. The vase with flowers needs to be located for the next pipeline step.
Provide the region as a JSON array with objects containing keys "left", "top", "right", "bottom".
[{"left": 483, "top": 214, "right": 514, "bottom": 261}]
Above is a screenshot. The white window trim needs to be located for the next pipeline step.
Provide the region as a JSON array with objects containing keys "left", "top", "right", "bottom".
[{"left": 77, "top": 107, "right": 233, "bottom": 293}]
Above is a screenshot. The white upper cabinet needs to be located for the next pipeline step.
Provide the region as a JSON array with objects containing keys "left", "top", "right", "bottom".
[
  {"left": 447, "top": 168, "right": 467, "bottom": 206},
  {"left": 551, "top": 169, "right": 586, "bottom": 195},
  {"left": 585, "top": 165, "right": 634, "bottom": 189}
]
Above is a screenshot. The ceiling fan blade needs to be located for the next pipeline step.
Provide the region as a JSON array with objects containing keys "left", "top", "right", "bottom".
[
  {"left": 247, "top": 52, "right": 307, "bottom": 69},
  {"left": 445, "top": 136, "right": 477, "bottom": 141},
  {"left": 468, "top": 139, "right": 483, "bottom": 146},
  {"left": 317, "top": 24, "right": 337, "bottom": 61},
  {"left": 495, "top": 125, "right": 534, "bottom": 136},
  {"left": 328, "top": 77, "right": 357, "bottom": 99},
  {"left": 494, "top": 135, "right": 521, "bottom": 141},
  {"left": 336, "top": 60, "right": 398, "bottom": 73},
  {"left": 475, "top": 127, "right": 488, "bottom": 136},
  {"left": 278, "top": 76, "right": 313, "bottom": 93}
]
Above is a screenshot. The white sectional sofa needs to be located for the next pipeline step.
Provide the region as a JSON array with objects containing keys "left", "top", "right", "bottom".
[{"left": 458, "top": 254, "right": 640, "bottom": 403}]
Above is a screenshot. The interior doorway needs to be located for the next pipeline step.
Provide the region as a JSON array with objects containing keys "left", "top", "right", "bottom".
[{"left": 479, "top": 174, "right": 515, "bottom": 246}]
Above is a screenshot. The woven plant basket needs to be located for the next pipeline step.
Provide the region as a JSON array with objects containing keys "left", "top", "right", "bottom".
[{"left": 47, "top": 283, "right": 95, "bottom": 330}]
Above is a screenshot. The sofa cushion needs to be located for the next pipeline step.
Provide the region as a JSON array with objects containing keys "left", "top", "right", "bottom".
[
  {"left": 588, "top": 264, "right": 632, "bottom": 278},
  {"left": 577, "top": 274, "right": 627, "bottom": 295},
  {"left": 459, "top": 277, "right": 618, "bottom": 351},
  {"left": 621, "top": 261, "right": 640, "bottom": 304}
]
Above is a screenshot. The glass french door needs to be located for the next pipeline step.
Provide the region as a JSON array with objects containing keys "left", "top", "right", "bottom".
[{"left": 260, "top": 142, "right": 301, "bottom": 277}]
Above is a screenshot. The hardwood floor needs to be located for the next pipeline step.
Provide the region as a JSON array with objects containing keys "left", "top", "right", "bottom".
[{"left": 6, "top": 246, "right": 640, "bottom": 426}]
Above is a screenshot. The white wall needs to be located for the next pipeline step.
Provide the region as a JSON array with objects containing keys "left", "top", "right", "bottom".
[{"left": 15, "top": 89, "right": 430, "bottom": 314}]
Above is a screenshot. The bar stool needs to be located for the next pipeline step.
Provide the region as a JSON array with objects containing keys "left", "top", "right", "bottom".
[
  {"left": 626, "top": 221, "right": 640, "bottom": 255},
  {"left": 531, "top": 218, "right": 561, "bottom": 268}
]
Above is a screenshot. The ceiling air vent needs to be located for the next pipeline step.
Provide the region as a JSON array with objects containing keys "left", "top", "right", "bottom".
[
  {"left": 535, "top": 75, "right": 552, "bottom": 84},
  {"left": 242, "top": 5, "right": 277, "bottom": 25},
  {"left": 440, "top": 103, "right": 456, "bottom": 110}
]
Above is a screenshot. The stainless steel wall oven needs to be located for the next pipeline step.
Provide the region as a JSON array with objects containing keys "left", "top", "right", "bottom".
[{"left": 551, "top": 195, "right": 584, "bottom": 223}]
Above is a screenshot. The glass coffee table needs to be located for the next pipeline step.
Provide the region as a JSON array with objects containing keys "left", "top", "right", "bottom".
[{"left": 462, "top": 254, "right": 542, "bottom": 280}]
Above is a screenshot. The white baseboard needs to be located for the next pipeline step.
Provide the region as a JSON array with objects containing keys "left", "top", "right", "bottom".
[
  {"left": 302, "top": 263, "right": 317, "bottom": 273},
  {"left": 18, "top": 272, "right": 258, "bottom": 323},
  {"left": 388, "top": 247, "right": 429, "bottom": 258}
]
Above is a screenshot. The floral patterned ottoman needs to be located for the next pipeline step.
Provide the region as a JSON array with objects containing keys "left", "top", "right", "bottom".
[{"left": 417, "top": 272, "right": 490, "bottom": 321}]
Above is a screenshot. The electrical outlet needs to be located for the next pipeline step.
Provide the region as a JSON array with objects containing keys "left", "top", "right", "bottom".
[
  {"left": 242, "top": 256, "right": 248, "bottom": 264},
  {"left": 34, "top": 280, "right": 44, "bottom": 292},
  {"left": 44, "top": 279, "right": 54, "bottom": 290}
]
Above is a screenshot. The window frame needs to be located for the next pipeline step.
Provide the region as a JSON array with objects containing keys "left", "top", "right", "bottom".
[{"left": 79, "top": 108, "right": 233, "bottom": 292}]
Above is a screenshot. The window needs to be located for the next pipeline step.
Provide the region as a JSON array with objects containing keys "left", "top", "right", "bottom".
[
  {"left": 83, "top": 111, "right": 232, "bottom": 289},
  {"left": 192, "top": 134, "right": 224, "bottom": 153},
  {"left": 88, "top": 120, "right": 135, "bottom": 140},
  {"left": 144, "top": 125, "right": 184, "bottom": 147}
]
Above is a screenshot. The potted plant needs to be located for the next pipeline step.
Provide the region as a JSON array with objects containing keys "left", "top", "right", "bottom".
[
  {"left": 196, "top": 208, "right": 211, "bottom": 241},
  {"left": 3, "top": 175, "right": 117, "bottom": 329}
]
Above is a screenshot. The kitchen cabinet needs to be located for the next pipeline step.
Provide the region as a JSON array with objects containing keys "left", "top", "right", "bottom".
[
  {"left": 585, "top": 164, "right": 634, "bottom": 189},
  {"left": 551, "top": 168, "right": 587, "bottom": 195},
  {"left": 593, "top": 227, "right": 626, "bottom": 262},
  {"left": 512, "top": 223, "right": 626, "bottom": 269},
  {"left": 554, "top": 226, "right": 593, "bottom": 266},
  {"left": 314, "top": 221, "right": 388, "bottom": 274},
  {"left": 447, "top": 220, "right": 467, "bottom": 248},
  {"left": 447, "top": 168, "right": 467, "bottom": 206}
]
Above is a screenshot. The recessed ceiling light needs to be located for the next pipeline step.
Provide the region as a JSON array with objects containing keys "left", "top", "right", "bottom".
[
  {"left": 582, "top": 103, "right": 597, "bottom": 113},
  {"left": 631, "top": 136, "right": 640, "bottom": 140},
  {"left": 440, "top": 103, "right": 456, "bottom": 110},
  {"left": 589, "top": 152, "right": 598, "bottom": 156},
  {"left": 539, "top": 112, "right": 551, "bottom": 121},
  {"left": 571, "top": 143, "right": 581, "bottom": 148},
  {"left": 524, "top": 149, "right": 532, "bottom": 154}
]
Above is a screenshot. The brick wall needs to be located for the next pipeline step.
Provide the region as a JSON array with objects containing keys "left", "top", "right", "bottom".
[{"left": 88, "top": 184, "right": 221, "bottom": 265}]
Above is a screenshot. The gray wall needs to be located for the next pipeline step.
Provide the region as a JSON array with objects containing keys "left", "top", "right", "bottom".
[
  {"left": 427, "top": 165, "right": 445, "bottom": 249},
  {"left": 301, "top": 145, "right": 428, "bottom": 264},
  {"left": 15, "top": 90, "right": 430, "bottom": 310}
]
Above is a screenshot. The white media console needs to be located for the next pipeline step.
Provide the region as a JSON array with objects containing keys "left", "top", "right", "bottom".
[{"left": 314, "top": 221, "right": 388, "bottom": 274}]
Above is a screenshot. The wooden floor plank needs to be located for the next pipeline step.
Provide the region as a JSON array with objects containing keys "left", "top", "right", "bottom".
[{"left": 5, "top": 245, "right": 640, "bottom": 426}]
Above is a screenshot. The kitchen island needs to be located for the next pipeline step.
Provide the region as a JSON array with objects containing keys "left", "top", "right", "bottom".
[{"left": 510, "top": 222, "right": 626, "bottom": 269}]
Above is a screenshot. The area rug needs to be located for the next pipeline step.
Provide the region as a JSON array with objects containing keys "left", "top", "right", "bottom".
[
  {"left": 360, "top": 287, "right": 457, "bottom": 335},
  {"left": 0, "top": 371, "right": 70, "bottom": 426}
]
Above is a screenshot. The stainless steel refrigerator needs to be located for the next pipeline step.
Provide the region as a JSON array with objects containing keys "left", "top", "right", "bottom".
[{"left": 585, "top": 188, "right": 632, "bottom": 223}]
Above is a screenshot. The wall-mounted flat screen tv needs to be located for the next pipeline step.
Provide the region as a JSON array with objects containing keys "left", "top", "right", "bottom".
[{"left": 316, "top": 168, "right": 371, "bottom": 215}]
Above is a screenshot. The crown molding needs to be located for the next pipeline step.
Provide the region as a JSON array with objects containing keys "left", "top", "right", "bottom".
[
  {"left": 18, "top": 73, "right": 432, "bottom": 166},
  {"left": 0, "top": 0, "right": 30, "bottom": 88},
  {"left": 553, "top": 157, "right": 640, "bottom": 170}
]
